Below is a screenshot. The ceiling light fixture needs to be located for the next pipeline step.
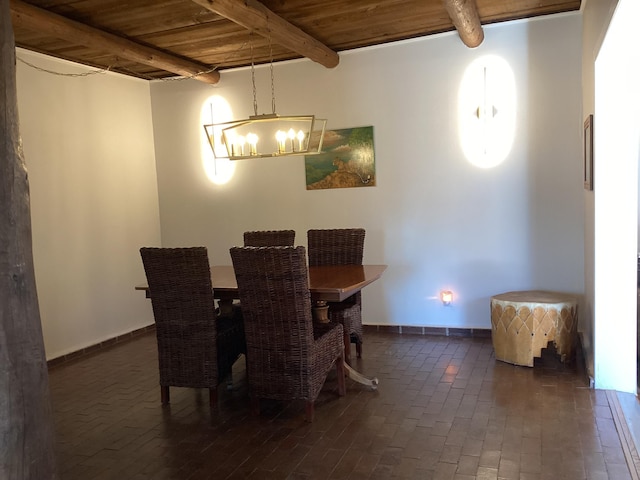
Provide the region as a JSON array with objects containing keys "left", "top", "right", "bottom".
[{"left": 204, "top": 30, "right": 326, "bottom": 161}]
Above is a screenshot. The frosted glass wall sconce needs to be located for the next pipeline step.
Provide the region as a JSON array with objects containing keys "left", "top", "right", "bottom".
[
  {"left": 458, "top": 55, "right": 516, "bottom": 168},
  {"left": 201, "top": 97, "right": 237, "bottom": 185}
]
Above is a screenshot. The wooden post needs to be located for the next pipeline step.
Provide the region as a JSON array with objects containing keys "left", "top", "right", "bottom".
[{"left": 1, "top": 0, "right": 58, "bottom": 477}]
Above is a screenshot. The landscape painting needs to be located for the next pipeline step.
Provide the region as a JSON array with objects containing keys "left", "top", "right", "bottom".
[{"left": 305, "top": 126, "right": 376, "bottom": 190}]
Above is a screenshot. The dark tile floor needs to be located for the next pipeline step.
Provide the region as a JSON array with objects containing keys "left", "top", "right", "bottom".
[{"left": 48, "top": 329, "right": 633, "bottom": 479}]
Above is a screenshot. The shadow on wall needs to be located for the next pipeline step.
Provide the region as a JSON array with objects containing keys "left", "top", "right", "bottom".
[{"left": 459, "top": 259, "right": 531, "bottom": 329}]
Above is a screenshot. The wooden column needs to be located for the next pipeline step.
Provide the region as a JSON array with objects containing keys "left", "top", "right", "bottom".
[{"left": 1, "top": 0, "right": 58, "bottom": 477}]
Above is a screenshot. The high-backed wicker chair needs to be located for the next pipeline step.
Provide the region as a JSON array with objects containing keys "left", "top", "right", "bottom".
[
  {"left": 307, "top": 228, "right": 366, "bottom": 361},
  {"left": 139, "top": 247, "right": 245, "bottom": 407},
  {"left": 230, "top": 246, "right": 346, "bottom": 422},
  {"left": 243, "top": 229, "right": 295, "bottom": 247}
]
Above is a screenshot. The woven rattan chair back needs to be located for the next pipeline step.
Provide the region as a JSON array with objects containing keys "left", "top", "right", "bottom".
[
  {"left": 306, "top": 228, "right": 366, "bottom": 360},
  {"left": 230, "top": 246, "right": 345, "bottom": 421},
  {"left": 139, "top": 246, "right": 244, "bottom": 407},
  {"left": 243, "top": 229, "right": 295, "bottom": 247},
  {"left": 307, "top": 228, "right": 365, "bottom": 266}
]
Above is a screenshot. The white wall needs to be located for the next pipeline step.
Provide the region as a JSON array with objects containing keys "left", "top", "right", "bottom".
[
  {"left": 592, "top": 0, "right": 640, "bottom": 393},
  {"left": 16, "top": 50, "right": 160, "bottom": 360},
  {"left": 581, "top": 0, "right": 619, "bottom": 386},
  {"left": 150, "top": 14, "right": 584, "bottom": 330}
]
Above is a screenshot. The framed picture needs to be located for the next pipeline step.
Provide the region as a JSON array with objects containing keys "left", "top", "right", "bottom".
[
  {"left": 304, "top": 126, "right": 376, "bottom": 190},
  {"left": 584, "top": 114, "right": 594, "bottom": 191}
]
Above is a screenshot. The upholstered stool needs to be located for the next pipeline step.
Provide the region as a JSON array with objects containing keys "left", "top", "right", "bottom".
[{"left": 490, "top": 290, "right": 579, "bottom": 367}]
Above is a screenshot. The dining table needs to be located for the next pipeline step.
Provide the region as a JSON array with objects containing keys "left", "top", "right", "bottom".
[{"left": 136, "top": 264, "right": 387, "bottom": 389}]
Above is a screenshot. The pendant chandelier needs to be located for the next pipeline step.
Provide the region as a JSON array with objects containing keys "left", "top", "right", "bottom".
[{"left": 204, "top": 32, "right": 326, "bottom": 161}]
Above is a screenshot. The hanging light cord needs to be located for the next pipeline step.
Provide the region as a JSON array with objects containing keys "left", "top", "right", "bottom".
[
  {"left": 249, "top": 20, "right": 276, "bottom": 116},
  {"left": 250, "top": 34, "right": 259, "bottom": 116},
  {"left": 268, "top": 18, "right": 276, "bottom": 115},
  {"left": 17, "top": 56, "right": 112, "bottom": 77},
  {"left": 249, "top": 20, "right": 277, "bottom": 116},
  {"left": 16, "top": 39, "right": 249, "bottom": 82}
]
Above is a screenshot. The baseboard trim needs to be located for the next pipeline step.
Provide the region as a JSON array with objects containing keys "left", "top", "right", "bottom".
[
  {"left": 607, "top": 390, "right": 640, "bottom": 480},
  {"left": 46, "top": 324, "right": 490, "bottom": 369},
  {"left": 47, "top": 324, "right": 156, "bottom": 369},
  {"left": 578, "top": 331, "right": 595, "bottom": 388},
  {"left": 363, "top": 325, "right": 491, "bottom": 338}
]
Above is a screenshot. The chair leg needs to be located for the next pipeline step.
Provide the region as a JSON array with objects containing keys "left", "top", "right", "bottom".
[
  {"left": 161, "top": 386, "right": 170, "bottom": 405},
  {"left": 343, "top": 331, "right": 351, "bottom": 362},
  {"left": 209, "top": 388, "right": 218, "bottom": 407},
  {"left": 336, "top": 356, "right": 346, "bottom": 396},
  {"left": 305, "top": 401, "right": 315, "bottom": 422},
  {"left": 356, "top": 340, "right": 362, "bottom": 358}
]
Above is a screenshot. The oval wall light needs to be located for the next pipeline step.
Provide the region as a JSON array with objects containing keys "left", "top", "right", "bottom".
[
  {"left": 458, "top": 55, "right": 516, "bottom": 169},
  {"left": 201, "top": 96, "right": 236, "bottom": 185}
]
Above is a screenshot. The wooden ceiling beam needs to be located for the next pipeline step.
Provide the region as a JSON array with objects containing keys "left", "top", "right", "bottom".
[
  {"left": 10, "top": 0, "right": 220, "bottom": 84},
  {"left": 442, "top": 0, "right": 484, "bottom": 48},
  {"left": 191, "top": 0, "right": 339, "bottom": 68}
]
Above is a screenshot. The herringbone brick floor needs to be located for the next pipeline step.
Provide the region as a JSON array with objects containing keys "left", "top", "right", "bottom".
[{"left": 48, "top": 329, "right": 632, "bottom": 479}]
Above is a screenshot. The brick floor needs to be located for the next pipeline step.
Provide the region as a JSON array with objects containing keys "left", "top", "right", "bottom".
[{"left": 48, "top": 329, "right": 633, "bottom": 479}]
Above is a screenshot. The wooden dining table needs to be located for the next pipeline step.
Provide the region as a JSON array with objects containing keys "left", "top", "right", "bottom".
[{"left": 136, "top": 264, "right": 387, "bottom": 389}]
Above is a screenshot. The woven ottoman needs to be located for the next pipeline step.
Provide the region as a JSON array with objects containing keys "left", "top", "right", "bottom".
[{"left": 490, "top": 290, "right": 579, "bottom": 367}]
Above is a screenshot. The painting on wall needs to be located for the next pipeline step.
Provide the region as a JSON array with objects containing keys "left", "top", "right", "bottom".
[{"left": 304, "top": 126, "right": 376, "bottom": 190}]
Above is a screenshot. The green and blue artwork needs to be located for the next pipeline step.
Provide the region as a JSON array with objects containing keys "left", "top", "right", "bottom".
[{"left": 305, "top": 126, "right": 376, "bottom": 190}]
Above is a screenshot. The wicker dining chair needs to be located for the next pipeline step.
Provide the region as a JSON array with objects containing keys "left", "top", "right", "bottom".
[
  {"left": 307, "top": 228, "right": 366, "bottom": 361},
  {"left": 139, "top": 247, "right": 245, "bottom": 407},
  {"left": 243, "top": 229, "right": 296, "bottom": 247},
  {"left": 230, "top": 246, "right": 346, "bottom": 422}
]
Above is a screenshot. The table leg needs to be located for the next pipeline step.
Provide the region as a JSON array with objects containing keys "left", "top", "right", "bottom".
[
  {"left": 217, "top": 298, "right": 235, "bottom": 316},
  {"left": 345, "top": 362, "right": 378, "bottom": 390},
  {"left": 312, "top": 301, "right": 330, "bottom": 323},
  {"left": 313, "top": 301, "right": 379, "bottom": 390}
]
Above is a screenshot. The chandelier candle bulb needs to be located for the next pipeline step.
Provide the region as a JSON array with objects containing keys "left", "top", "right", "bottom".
[
  {"left": 276, "top": 130, "right": 287, "bottom": 153},
  {"left": 297, "top": 130, "right": 305, "bottom": 151},
  {"left": 247, "top": 133, "right": 258, "bottom": 155},
  {"left": 287, "top": 128, "right": 296, "bottom": 151},
  {"left": 238, "top": 136, "right": 245, "bottom": 156}
]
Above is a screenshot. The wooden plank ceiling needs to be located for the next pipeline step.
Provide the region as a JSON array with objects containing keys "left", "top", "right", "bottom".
[{"left": 10, "top": 0, "right": 581, "bottom": 84}]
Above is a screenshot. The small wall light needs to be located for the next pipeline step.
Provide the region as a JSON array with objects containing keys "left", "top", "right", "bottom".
[{"left": 441, "top": 290, "right": 453, "bottom": 306}]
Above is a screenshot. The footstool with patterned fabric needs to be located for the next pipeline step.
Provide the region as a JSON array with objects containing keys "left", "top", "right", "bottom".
[{"left": 490, "top": 290, "right": 579, "bottom": 367}]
